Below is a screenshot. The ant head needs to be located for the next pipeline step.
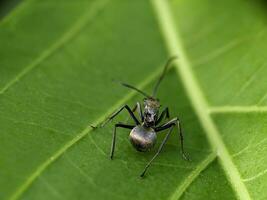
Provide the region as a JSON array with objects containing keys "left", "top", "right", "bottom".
[{"left": 143, "top": 98, "right": 160, "bottom": 127}]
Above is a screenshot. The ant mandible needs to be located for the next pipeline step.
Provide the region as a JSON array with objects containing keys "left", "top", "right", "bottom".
[{"left": 96, "top": 56, "right": 189, "bottom": 177}]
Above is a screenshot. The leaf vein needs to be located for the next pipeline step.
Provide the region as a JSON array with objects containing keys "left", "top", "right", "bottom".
[
  {"left": 243, "top": 168, "right": 267, "bottom": 182},
  {"left": 39, "top": 176, "right": 64, "bottom": 200}
]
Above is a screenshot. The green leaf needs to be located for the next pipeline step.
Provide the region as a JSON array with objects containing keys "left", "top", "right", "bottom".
[{"left": 0, "top": 0, "right": 266, "bottom": 199}]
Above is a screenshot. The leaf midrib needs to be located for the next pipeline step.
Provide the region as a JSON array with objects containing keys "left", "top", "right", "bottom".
[{"left": 151, "top": 0, "right": 251, "bottom": 199}]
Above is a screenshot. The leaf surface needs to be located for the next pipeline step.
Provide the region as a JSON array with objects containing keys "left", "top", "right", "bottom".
[{"left": 0, "top": 0, "right": 267, "bottom": 199}]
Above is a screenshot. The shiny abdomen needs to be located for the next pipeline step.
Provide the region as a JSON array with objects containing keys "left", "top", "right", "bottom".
[{"left": 129, "top": 125, "right": 157, "bottom": 152}]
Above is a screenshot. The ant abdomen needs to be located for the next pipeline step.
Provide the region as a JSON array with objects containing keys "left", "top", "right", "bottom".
[{"left": 129, "top": 125, "right": 157, "bottom": 152}]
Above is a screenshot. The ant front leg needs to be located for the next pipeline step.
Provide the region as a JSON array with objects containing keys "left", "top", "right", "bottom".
[
  {"left": 135, "top": 102, "right": 143, "bottom": 121},
  {"left": 125, "top": 102, "right": 143, "bottom": 123},
  {"left": 156, "top": 107, "right": 170, "bottom": 126},
  {"left": 140, "top": 125, "right": 175, "bottom": 177},
  {"left": 156, "top": 117, "right": 189, "bottom": 161},
  {"left": 101, "top": 104, "right": 140, "bottom": 127},
  {"left": 110, "top": 123, "right": 135, "bottom": 159}
]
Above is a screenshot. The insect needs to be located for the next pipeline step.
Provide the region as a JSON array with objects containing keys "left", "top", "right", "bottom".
[{"left": 98, "top": 56, "right": 189, "bottom": 177}]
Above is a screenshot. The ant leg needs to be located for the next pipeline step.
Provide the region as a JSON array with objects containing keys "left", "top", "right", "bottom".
[
  {"left": 156, "top": 117, "right": 189, "bottom": 161},
  {"left": 124, "top": 104, "right": 136, "bottom": 123},
  {"left": 140, "top": 125, "right": 174, "bottom": 177},
  {"left": 155, "top": 107, "right": 170, "bottom": 126},
  {"left": 110, "top": 123, "right": 135, "bottom": 159},
  {"left": 136, "top": 102, "right": 143, "bottom": 121},
  {"left": 132, "top": 104, "right": 137, "bottom": 113},
  {"left": 125, "top": 102, "right": 143, "bottom": 123},
  {"left": 101, "top": 104, "right": 140, "bottom": 127}
]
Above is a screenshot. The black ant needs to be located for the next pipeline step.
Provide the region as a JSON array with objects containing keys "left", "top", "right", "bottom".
[{"left": 95, "top": 56, "right": 189, "bottom": 177}]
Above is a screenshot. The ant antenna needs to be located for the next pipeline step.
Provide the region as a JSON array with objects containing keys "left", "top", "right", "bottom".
[
  {"left": 120, "top": 82, "right": 151, "bottom": 98},
  {"left": 152, "top": 56, "right": 178, "bottom": 97}
]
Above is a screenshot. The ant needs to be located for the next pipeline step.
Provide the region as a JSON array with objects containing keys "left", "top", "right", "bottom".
[{"left": 95, "top": 56, "right": 189, "bottom": 177}]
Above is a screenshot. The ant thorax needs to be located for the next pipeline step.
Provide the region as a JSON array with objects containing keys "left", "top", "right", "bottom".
[{"left": 143, "top": 98, "right": 160, "bottom": 127}]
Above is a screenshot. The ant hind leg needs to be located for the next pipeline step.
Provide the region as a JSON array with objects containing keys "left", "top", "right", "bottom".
[
  {"left": 140, "top": 125, "right": 174, "bottom": 177},
  {"left": 110, "top": 123, "right": 135, "bottom": 159},
  {"left": 155, "top": 117, "right": 190, "bottom": 161}
]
